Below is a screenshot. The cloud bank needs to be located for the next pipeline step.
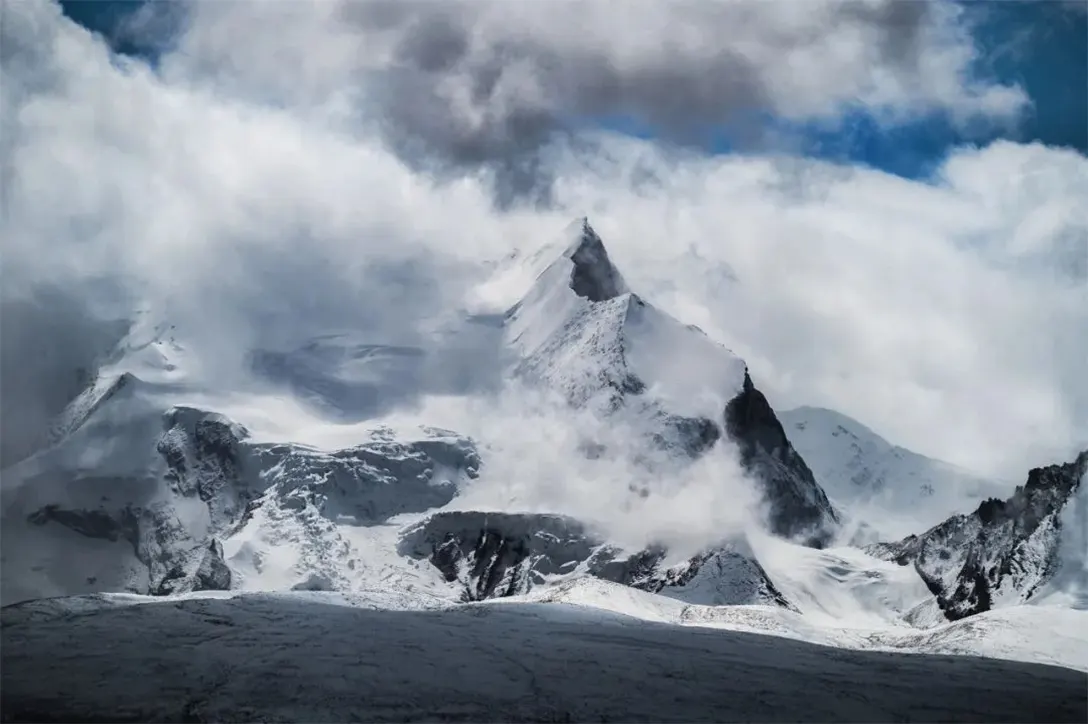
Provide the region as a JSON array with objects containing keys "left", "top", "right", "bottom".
[
  {"left": 159, "top": 0, "right": 1026, "bottom": 202},
  {"left": 2, "top": 0, "right": 1084, "bottom": 496}
]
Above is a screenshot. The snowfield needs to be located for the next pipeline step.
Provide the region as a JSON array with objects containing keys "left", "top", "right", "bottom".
[{"left": 518, "top": 577, "right": 1088, "bottom": 674}]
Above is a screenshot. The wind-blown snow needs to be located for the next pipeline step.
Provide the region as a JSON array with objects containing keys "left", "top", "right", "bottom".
[
  {"left": 622, "top": 297, "right": 747, "bottom": 421},
  {"left": 747, "top": 531, "right": 933, "bottom": 628}
]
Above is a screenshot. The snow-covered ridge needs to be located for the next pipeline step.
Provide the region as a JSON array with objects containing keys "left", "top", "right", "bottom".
[{"left": 867, "top": 450, "right": 1088, "bottom": 622}]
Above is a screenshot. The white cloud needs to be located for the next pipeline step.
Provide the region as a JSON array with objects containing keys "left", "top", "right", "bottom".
[
  {"left": 546, "top": 139, "right": 1088, "bottom": 478},
  {"left": 2, "top": 0, "right": 1083, "bottom": 493}
]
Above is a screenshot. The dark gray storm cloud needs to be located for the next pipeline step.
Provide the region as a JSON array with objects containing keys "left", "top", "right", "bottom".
[
  {"left": 164, "top": 0, "right": 1023, "bottom": 205},
  {"left": 342, "top": 0, "right": 932, "bottom": 203}
]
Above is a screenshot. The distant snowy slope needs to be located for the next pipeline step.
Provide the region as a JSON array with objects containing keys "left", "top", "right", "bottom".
[{"left": 780, "top": 406, "right": 999, "bottom": 536}]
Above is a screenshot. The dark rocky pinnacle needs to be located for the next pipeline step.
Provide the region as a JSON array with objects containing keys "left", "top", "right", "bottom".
[{"left": 566, "top": 218, "right": 628, "bottom": 302}]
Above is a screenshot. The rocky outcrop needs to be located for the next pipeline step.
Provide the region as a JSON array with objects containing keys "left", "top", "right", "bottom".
[
  {"left": 158, "top": 406, "right": 255, "bottom": 534},
  {"left": 399, "top": 510, "right": 796, "bottom": 608},
  {"left": 252, "top": 427, "right": 480, "bottom": 525},
  {"left": 631, "top": 547, "right": 798, "bottom": 610},
  {"left": 725, "top": 372, "right": 839, "bottom": 546},
  {"left": 867, "top": 451, "right": 1087, "bottom": 621},
  {"left": 25, "top": 504, "right": 139, "bottom": 546},
  {"left": 567, "top": 217, "right": 630, "bottom": 302},
  {"left": 398, "top": 511, "right": 608, "bottom": 601},
  {"left": 9, "top": 391, "right": 481, "bottom": 601},
  {"left": 154, "top": 540, "right": 232, "bottom": 596}
]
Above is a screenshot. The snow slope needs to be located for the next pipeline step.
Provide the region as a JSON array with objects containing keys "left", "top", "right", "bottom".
[
  {"left": 780, "top": 406, "right": 1001, "bottom": 538},
  {"left": 2, "top": 592, "right": 1084, "bottom": 723},
  {"left": 518, "top": 576, "right": 1088, "bottom": 674}
]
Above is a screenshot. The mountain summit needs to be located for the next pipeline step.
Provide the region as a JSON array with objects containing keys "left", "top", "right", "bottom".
[{"left": 565, "top": 217, "right": 629, "bottom": 302}]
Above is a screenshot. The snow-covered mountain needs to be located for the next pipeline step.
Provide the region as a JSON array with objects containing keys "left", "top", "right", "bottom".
[
  {"left": 780, "top": 406, "right": 1001, "bottom": 537},
  {"left": 3, "top": 217, "right": 1087, "bottom": 723},
  {"left": 504, "top": 218, "right": 839, "bottom": 544},
  {"left": 0, "top": 218, "right": 835, "bottom": 608},
  {"left": 0, "top": 387, "right": 481, "bottom": 603}
]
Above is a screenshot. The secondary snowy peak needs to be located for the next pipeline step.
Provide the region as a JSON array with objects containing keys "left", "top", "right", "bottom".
[
  {"left": 867, "top": 450, "right": 1088, "bottom": 622},
  {"left": 780, "top": 406, "right": 997, "bottom": 536}
]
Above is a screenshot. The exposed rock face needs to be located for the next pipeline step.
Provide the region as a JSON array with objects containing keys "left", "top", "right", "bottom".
[
  {"left": 154, "top": 540, "right": 232, "bottom": 596},
  {"left": 632, "top": 547, "right": 798, "bottom": 610},
  {"left": 7, "top": 391, "right": 480, "bottom": 602},
  {"left": 25, "top": 505, "right": 139, "bottom": 546},
  {"left": 398, "top": 512, "right": 607, "bottom": 601},
  {"left": 867, "top": 451, "right": 1088, "bottom": 621},
  {"left": 252, "top": 428, "right": 480, "bottom": 526},
  {"left": 725, "top": 372, "right": 839, "bottom": 546},
  {"left": 158, "top": 406, "right": 255, "bottom": 534},
  {"left": 567, "top": 217, "right": 629, "bottom": 302},
  {"left": 399, "top": 510, "right": 796, "bottom": 608}
]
